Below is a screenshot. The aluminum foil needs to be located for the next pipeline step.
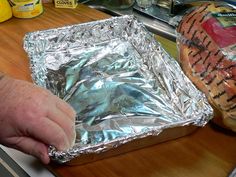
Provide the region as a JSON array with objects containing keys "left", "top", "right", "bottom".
[{"left": 23, "top": 15, "right": 213, "bottom": 164}]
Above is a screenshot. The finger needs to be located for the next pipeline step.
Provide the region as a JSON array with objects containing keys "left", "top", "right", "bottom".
[
  {"left": 53, "top": 96, "right": 76, "bottom": 121},
  {"left": 47, "top": 104, "right": 76, "bottom": 147},
  {"left": 25, "top": 117, "right": 70, "bottom": 151},
  {"left": 8, "top": 136, "right": 50, "bottom": 164}
]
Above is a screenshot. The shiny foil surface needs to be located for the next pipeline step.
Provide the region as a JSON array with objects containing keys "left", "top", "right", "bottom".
[{"left": 24, "top": 15, "right": 213, "bottom": 164}]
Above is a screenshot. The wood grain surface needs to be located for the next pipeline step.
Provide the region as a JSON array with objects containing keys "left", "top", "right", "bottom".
[
  {"left": 50, "top": 124, "right": 236, "bottom": 177},
  {"left": 0, "top": 3, "right": 236, "bottom": 177},
  {"left": 0, "top": 3, "right": 110, "bottom": 81}
]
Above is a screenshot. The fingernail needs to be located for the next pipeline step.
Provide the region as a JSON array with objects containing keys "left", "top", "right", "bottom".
[
  {"left": 69, "top": 106, "right": 76, "bottom": 119},
  {"left": 58, "top": 126, "right": 76, "bottom": 150},
  {"left": 70, "top": 129, "right": 76, "bottom": 147},
  {"left": 60, "top": 143, "right": 69, "bottom": 151},
  {"left": 67, "top": 124, "right": 76, "bottom": 148}
]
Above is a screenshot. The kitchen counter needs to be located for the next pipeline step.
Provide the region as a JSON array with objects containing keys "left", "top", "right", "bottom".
[{"left": 0, "top": 3, "right": 236, "bottom": 177}]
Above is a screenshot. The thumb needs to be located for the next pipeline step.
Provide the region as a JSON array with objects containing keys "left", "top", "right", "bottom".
[{"left": 9, "top": 137, "right": 50, "bottom": 164}]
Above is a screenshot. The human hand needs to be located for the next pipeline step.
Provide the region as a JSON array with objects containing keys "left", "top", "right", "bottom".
[{"left": 0, "top": 75, "right": 76, "bottom": 164}]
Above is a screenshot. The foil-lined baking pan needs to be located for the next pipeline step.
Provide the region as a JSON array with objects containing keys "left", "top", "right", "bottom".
[{"left": 23, "top": 15, "right": 213, "bottom": 165}]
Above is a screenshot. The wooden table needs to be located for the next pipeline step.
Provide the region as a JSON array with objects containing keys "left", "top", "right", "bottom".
[{"left": 0, "top": 3, "right": 236, "bottom": 177}]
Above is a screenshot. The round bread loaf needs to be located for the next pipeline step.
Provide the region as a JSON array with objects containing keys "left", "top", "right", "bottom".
[{"left": 176, "top": 3, "right": 236, "bottom": 131}]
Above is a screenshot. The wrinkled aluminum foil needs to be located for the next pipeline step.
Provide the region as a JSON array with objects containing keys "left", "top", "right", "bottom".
[{"left": 23, "top": 15, "right": 213, "bottom": 164}]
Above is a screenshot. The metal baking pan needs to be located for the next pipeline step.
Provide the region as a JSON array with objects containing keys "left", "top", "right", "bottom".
[{"left": 23, "top": 15, "right": 213, "bottom": 165}]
